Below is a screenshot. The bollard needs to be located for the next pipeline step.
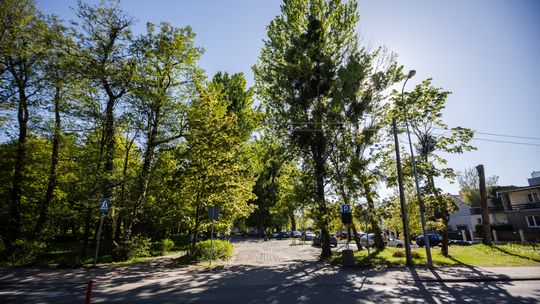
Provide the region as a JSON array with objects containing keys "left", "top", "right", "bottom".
[
  {"left": 342, "top": 249, "right": 354, "bottom": 267},
  {"left": 492, "top": 230, "right": 498, "bottom": 242},
  {"left": 85, "top": 279, "right": 94, "bottom": 304},
  {"left": 461, "top": 229, "right": 467, "bottom": 241}
]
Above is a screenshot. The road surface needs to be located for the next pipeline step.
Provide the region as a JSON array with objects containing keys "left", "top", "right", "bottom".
[{"left": 1, "top": 238, "right": 539, "bottom": 303}]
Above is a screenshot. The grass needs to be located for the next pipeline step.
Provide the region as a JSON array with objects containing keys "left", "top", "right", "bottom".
[{"left": 330, "top": 244, "right": 540, "bottom": 268}]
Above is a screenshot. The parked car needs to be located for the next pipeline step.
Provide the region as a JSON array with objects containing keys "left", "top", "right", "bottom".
[
  {"left": 449, "top": 239, "right": 472, "bottom": 246},
  {"left": 280, "top": 231, "right": 291, "bottom": 239},
  {"left": 271, "top": 232, "right": 280, "bottom": 238},
  {"left": 312, "top": 233, "right": 338, "bottom": 247},
  {"left": 359, "top": 233, "right": 382, "bottom": 247},
  {"left": 359, "top": 234, "right": 403, "bottom": 248},
  {"left": 415, "top": 234, "right": 443, "bottom": 247},
  {"left": 303, "top": 231, "right": 316, "bottom": 241},
  {"left": 386, "top": 237, "right": 404, "bottom": 248},
  {"left": 292, "top": 231, "right": 302, "bottom": 238},
  {"left": 336, "top": 230, "right": 348, "bottom": 240}
]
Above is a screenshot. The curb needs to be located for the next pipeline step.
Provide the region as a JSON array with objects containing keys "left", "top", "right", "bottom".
[{"left": 416, "top": 277, "right": 540, "bottom": 283}]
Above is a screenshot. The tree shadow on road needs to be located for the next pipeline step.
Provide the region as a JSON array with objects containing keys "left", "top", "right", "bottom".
[{"left": 71, "top": 260, "right": 540, "bottom": 303}]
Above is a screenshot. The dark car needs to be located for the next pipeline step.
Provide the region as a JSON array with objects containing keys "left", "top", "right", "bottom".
[
  {"left": 449, "top": 239, "right": 472, "bottom": 246},
  {"left": 280, "top": 231, "right": 291, "bottom": 239},
  {"left": 312, "top": 233, "right": 338, "bottom": 247},
  {"left": 303, "top": 231, "right": 316, "bottom": 241},
  {"left": 416, "top": 234, "right": 443, "bottom": 247}
]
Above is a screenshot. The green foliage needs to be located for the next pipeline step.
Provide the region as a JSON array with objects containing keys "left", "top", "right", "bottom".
[
  {"left": 178, "top": 81, "right": 256, "bottom": 237},
  {"left": 114, "top": 235, "right": 151, "bottom": 261},
  {"left": 5, "top": 239, "right": 46, "bottom": 266},
  {"left": 254, "top": 0, "right": 400, "bottom": 258},
  {"left": 190, "top": 240, "right": 233, "bottom": 262},
  {"left": 457, "top": 167, "right": 499, "bottom": 207},
  {"left": 157, "top": 238, "right": 175, "bottom": 255}
]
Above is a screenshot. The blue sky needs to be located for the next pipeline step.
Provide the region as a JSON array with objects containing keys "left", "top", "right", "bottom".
[{"left": 37, "top": 0, "right": 540, "bottom": 194}]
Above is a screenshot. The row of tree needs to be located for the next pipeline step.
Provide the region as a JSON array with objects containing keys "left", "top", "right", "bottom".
[
  {"left": 0, "top": 0, "right": 262, "bottom": 260},
  {"left": 1, "top": 0, "right": 476, "bottom": 261}
]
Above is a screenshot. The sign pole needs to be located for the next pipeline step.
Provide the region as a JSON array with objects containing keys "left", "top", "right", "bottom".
[{"left": 93, "top": 213, "right": 105, "bottom": 268}]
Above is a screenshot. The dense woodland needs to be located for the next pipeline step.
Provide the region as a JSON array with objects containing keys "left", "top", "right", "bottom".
[{"left": 0, "top": 0, "right": 475, "bottom": 264}]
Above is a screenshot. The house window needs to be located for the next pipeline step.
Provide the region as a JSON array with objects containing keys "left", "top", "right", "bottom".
[
  {"left": 526, "top": 215, "right": 540, "bottom": 228},
  {"left": 533, "top": 192, "right": 539, "bottom": 202},
  {"left": 528, "top": 193, "right": 534, "bottom": 203},
  {"left": 477, "top": 218, "right": 482, "bottom": 224}
]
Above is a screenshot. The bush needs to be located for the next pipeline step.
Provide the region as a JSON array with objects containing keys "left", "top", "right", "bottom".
[
  {"left": 158, "top": 238, "right": 175, "bottom": 255},
  {"left": 392, "top": 250, "right": 421, "bottom": 259},
  {"left": 7, "top": 239, "right": 46, "bottom": 266},
  {"left": 114, "top": 235, "right": 151, "bottom": 261},
  {"left": 392, "top": 250, "right": 405, "bottom": 258},
  {"left": 190, "top": 240, "right": 233, "bottom": 262}
]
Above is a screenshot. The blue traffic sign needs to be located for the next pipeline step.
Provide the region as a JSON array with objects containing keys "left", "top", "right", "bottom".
[
  {"left": 341, "top": 204, "right": 351, "bottom": 213},
  {"left": 100, "top": 198, "right": 110, "bottom": 213}
]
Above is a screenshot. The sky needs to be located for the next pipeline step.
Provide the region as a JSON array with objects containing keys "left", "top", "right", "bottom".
[{"left": 36, "top": 0, "right": 540, "bottom": 195}]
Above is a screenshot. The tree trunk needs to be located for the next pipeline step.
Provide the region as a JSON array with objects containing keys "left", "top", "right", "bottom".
[
  {"left": 101, "top": 97, "right": 116, "bottom": 250},
  {"left": 365, "top": 188, "right": 384, "bottom": 250},
  {"left": 289, "top": 210, "right": 296, "bottom": 231},
  {"left": 350, "top": 223, "right": 363, "bottom": 250},
  {"left": 477, "top": 164, "right": 492, "bottom": 245},
  {"left": 124, "top": 112, "right": 160, "bottom": 239},
  {"left": 81, "top": 208, "right": 92, "bottom": 258},
  {"left": 314, "top": 155, "right": 331, "bottom": 259},
  {"left": 8, "top": 89, "right": 29, "bottom": 245},
  {"left": 34, "top": 84, "right": 62, "bottom": 237}
]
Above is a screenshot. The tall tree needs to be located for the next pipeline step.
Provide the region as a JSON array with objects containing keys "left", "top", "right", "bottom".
[
  {"left": 395, "top": 78, "right": 475, "bottom": 256},
  {"left": 328, "top": 49, "right": 402, "bottom": 250},
  {"left": 73, "top": 0, "right": 135, "bottom": 251},
  {"left": 254, "top": 0, "right": 401, "bottom": 258},
  {"left": 0, "top": 0, "right": 51, "bottom": 244},
  {"left": 180, "top": 82, "right": 256, "bottom": 248},
  {"left": 123, "top": 21, "right": 202, "bottom": 244},
  {"left": 33, "top": 16, "right": 73, "bottom": 237}
]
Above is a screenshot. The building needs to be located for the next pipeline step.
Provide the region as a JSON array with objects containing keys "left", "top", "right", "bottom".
[
  {"left": 448, "top": 195, "right": 475, "bottom": 232},
  {"left": 496, "top": 174, "right": 540, "bottom": 238},
  {"left": 467, "top": 172, "right": 540, "bottom": 241}
]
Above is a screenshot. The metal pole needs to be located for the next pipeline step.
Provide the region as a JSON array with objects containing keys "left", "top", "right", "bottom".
[
  {"left": 392, "top": 117, "right": 413, "bottom": 266},
  {"left": 93, "top": 213, "right": 105, "bottom": 268},
  {"left": 400, "top": 72, "right": 433, "bottom": 267}
]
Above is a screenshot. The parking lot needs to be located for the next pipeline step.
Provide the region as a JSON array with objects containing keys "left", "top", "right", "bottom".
[{"left": 228, "top": 237, "right": 321, "bottom": 265}]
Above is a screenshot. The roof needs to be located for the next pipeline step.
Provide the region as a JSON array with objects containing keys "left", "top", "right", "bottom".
[{"left": 496, "top": 184, "right": 540, "bottom": 195}]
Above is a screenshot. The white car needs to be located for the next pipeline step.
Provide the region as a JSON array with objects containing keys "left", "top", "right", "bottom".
[
  {"left": 387, "top": 236, "right": 404, "bottom": 248},
  {"left": 360, "top": 233, "right": 404, "bottom": 248}
]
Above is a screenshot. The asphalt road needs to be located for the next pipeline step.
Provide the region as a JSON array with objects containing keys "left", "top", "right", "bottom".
[{"left": 1, "top": 238, "right": 539, "bottom": 303}]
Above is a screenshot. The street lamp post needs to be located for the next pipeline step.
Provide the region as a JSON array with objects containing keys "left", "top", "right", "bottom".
[
  {"left": 400, "top": 70, "right": 433, "bottom": 268},
  {"left": 392, "top": 72, "right": 415, "bottom": 266}
]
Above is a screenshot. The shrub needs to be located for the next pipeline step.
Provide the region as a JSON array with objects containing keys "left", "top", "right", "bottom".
[
  {"left": 8, "top": 239, "right": 46, "bottom": 266},
  {"left": 392, "top": 250, "right": 405, "bottom": 258},
  {"left": 190, "top": 240, "right": 233, "bottom": 262},
  {"left": 392, "top": 250, "right": 421, "bottom": 259},
  {"left": 114, "top": 235, "right": 151, "bottom": 261},
  {"left": 158, "top": 238, "right": 175, "bottom": 255}
]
